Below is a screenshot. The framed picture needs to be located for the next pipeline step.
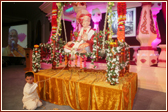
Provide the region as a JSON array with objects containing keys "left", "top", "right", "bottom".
[{"left": 110, "top": 8, "right": 136, "bottom": 37}]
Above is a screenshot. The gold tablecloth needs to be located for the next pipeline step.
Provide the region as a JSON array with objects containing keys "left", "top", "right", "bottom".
[{"left": 34, "top": 68, "right": 137, "bottom": 110}]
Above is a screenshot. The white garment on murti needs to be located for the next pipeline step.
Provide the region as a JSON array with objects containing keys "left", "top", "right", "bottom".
[
  {"left": 64, "top": 26, "right": 95, "bottom": 54},
  {"left": 22, "top": 82, "right": 42, "bottom": 110}
]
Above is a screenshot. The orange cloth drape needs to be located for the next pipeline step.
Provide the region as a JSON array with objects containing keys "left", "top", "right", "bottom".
[{"left": 34, "top": 69, "right": 137, "bottom": 110}]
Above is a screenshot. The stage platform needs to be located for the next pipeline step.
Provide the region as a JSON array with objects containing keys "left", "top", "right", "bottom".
[{"left": 34, "top": 67, "right": 137, "bottom": 110}]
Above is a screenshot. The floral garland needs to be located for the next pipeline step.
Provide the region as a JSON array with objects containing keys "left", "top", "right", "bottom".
[
  {"left": 90, "top": 33, "right": 97, "bottom": 68},
  {"left": 105, "top": 40, "right": 130, "bottom": 85},
  {"left": 32, "top": 45, "right": 41, "bottom": 72},
  {"left": 105, "top": 2, "right": 130, "bottom": 85},
  {"left": 117, "top": 2, "right": 126, "bottom": 42},
  {"left": 107, "top": 2, "right": 115, "bottom": 42},
  {"left": 39, "top": 43, "right": 52, "bottom": 64},
  {"left": 105, "top": 41, "right": 120, "bottom": 85},
  {"left": 106, "top": 44, "right": 117, "bottom": 85},
  {"left": 51, "top": 3, "right": 64, "bottom": 68},
  {"left": 55, "top": 38, "right": 65, "bottom": 67},
  {"left": 118, "top": 41, "right": 130, "bottom": 69},
  {"left": 32, "top": 41, "right": 65, "bottom": 72}
]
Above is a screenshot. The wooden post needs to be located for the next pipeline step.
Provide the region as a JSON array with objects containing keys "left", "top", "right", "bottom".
[
  {"left": 125, "top": 48, "right": 130, "bottom": 73},
  {"left": 69, "top": 54, "right": 71, "bottom": 67},
  {"left": 52, "top": 40, "right": 56, "bottom": 69},
  {"left": 75, "top": 54, "right": 78, "bottom": 67},
  {"left": 84, "top": 55, "right": 87, "bottom": 68},
  {"left": 59, "top": 53, "right": 62, "bottom": 65},
  {"left": 65, "top": 55, "right": 68, "bottom": 67},
  {"left": 96, "top": 33, "right": 99, "bottom": 62},
  {"left": 120, "top": 47, "right": 124, "bottom": 77},
  {"left": 80, "top": 56, "right": 83, "bottom": 69},
  {"left": 24, "top": 48, "right": 32, "bottom": 71}
]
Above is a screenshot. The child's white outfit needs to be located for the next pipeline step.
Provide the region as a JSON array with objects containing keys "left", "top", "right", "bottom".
[{"left": 22, "top": 82, "right": 42, "bottom": 110}]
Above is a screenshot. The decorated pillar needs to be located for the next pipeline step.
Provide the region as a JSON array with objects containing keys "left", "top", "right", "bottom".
[
  {"left": 136, "top": 2, "right": 157, "bottom": 66},
  {"left": 151, "top": 2, "right": 162, "bottom": 49},
  {"left": 151, "top": 2, "right": 162, "bottom": 61},
  {"left": 91, "top": 8, "right": 102, "bottom": 32}
]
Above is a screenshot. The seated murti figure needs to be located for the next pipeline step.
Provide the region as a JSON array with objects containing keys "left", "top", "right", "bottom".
[{"left": 64, "top": 9, "right": 95, "bottom": 55}]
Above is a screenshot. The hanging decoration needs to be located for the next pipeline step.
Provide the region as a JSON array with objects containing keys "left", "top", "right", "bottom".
[
  {"left": 50, "top": 2, "right": 58, "bottom": 69},
  {"left": 117, "top": 2, "right": 126, "bottom": 42},
  {"left": 107, "top": 2, "right": 115, "bottom": 42},
  {"left": 105, "top": 2, "right": 129, "bottom": 85}
]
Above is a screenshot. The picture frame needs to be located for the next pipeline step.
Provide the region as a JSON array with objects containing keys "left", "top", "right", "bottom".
[{"left": 110, "top": 8, "right": 136, "bottom": 37}]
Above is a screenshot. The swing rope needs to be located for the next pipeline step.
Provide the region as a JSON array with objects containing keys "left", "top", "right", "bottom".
[
  {"left": 102, "top": 4, "right": 109, "bottom": 50},
  {"left": 62, "top": 7, "right": 67, "bottom": 44}
]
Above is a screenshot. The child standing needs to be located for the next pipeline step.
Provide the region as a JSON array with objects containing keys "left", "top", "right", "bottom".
[{"left": 22, "top": 72, "right": 42, "bottom": 110}]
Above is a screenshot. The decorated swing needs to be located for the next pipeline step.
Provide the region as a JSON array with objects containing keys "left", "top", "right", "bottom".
[{"left": 32, "top": 2, "right": 130, "bottom": 85}]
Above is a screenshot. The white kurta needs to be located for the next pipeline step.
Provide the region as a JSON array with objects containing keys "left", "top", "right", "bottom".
[{"left": 22, "top": 82, "right": 42, "bottom": 110}]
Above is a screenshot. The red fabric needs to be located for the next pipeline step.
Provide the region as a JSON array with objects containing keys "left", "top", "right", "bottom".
[
  {"left": 68, "top": 43, "right": 75, "bottom": 48},
  {"left": 162, "top": 2, "right": 166, "bottom": 23}
]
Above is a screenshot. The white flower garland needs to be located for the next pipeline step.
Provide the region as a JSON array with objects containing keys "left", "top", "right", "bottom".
[
  {"left": 105, "top": 40, "right": 130, "bottom": 85},
  {"left": 32, "top": 47, "right": 41, "bottom": 72},
  {"left": 90, "top": 33, "right": 97, "bottom": 68}
]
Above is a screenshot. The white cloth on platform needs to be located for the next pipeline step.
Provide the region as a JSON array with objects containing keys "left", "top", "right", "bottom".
[{"left": 22, "top": 82, "right": 42, "bottom": 110}]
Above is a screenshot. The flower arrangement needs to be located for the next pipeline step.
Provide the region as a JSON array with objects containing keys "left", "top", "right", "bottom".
[
  {"left": 32, "top": 45, "right": 41, "bottom": 72},
  {"left": 105, "top": 40, "right": 130, "bottom": 85}
]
